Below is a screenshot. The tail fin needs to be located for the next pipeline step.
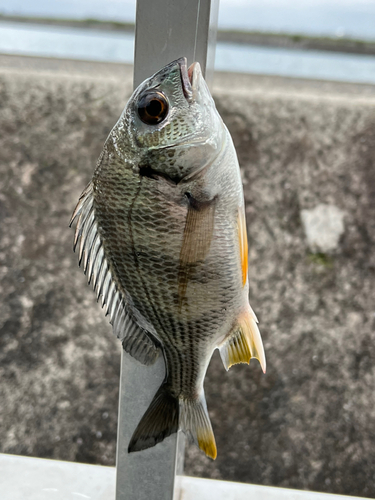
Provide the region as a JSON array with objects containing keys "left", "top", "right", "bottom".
[
  {"left": 180, "top": 392, "right": 217, "bottom": 460},
  {"left": 128, "top": 384, "right": 179, "bottom": 453},
  {"left": 128, "top": 384, "right": 217, "bottom": 460}
]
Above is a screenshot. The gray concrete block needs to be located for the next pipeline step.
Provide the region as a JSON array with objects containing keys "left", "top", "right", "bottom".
[{"left": 0, "top": 55, "right": 374, "bottom": 498}]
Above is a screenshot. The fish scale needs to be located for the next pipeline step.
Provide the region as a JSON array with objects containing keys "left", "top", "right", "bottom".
[
  {"left": 70, "top": 58, "right": 265, "bottom": 459},
  {"left": 128, "top": 191, "right": 193, "bottom": 390},
  {"left": 96, "top": 164, "right": 190, "bottom": 387}
]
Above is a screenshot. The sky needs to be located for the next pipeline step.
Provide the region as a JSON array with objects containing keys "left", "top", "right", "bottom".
[{"left": 1, "top": 0, "right": 375, "bottom": 39}]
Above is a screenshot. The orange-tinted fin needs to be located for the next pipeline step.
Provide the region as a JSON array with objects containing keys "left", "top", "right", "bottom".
[
  {"left": 219, "top": 307, "right": 266, "bottom": 373},
  {"left": 180, "top": 392, "right": 217, "bottom": 460},
  {"left": 178, "top": 195, "right": 216, "bottom": 303},
  {"left": 238, "top": 206, "right": 249, "bottom": 287}
]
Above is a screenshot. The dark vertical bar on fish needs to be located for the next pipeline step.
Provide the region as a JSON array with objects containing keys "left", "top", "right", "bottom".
[{"left": 115, "top": 1, "right": 220, "bottom": 499}]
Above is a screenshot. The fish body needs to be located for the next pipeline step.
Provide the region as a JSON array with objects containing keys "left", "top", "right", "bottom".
[{"left": 70, "top": 58, "right": 265, "bottom": 459}]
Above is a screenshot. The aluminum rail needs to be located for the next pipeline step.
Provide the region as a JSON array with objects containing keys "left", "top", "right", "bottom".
[{"left": 115, "top": 1, "right": 220, "bottom": 499}]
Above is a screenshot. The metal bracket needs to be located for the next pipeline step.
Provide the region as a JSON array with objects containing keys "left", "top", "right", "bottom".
[{"left": 115, "top": 2, "right": 219, "bottom": 499}]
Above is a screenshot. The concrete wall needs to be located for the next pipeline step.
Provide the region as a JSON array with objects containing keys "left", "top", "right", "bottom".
[{"left": 0, "top": 54, "right": 374, "bottom": 497}]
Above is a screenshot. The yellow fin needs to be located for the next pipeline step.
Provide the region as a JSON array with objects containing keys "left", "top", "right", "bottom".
[
  {"left": 238, "top": 206, "right": 248, "bottom": 287},
  {"left": 180, "top": 393, "right": 217, "bottom": 460},
  {"left": 220, "top": 307, "right": 266, "bottom": 373},
  {"left": 198, "top": 429, "right": 217, "bottom": 460},
  {"left": 219, "top": 328, "right": 251, "bottom": 369}
]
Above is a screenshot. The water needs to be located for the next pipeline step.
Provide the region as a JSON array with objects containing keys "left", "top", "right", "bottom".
[
  {"left": 1, "top": 21, "right": 375, "bottom": 84},
  {"left": 217, "top": 43, "right": 375, "bottom": 83},
  {"left": 1, "top": 0, "right": 375, "bottom": 40},
  {"left": 0, "top": 22, "right": 135, "bottom": 63}
]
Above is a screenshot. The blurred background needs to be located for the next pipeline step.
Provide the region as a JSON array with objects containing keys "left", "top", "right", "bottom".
[
  {"left": 1, "top": 0, "right": 375, "bottom": 82},
  {"left": 0, "top": 0, "right": 375, "bottom": 498}
]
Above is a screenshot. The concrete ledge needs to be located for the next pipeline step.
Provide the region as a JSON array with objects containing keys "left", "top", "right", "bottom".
[
  {"left": 2, "top": 53, "right": 375, "bottom": 100},
  {"left": 0, "top": 454, "right": 369, "bottom": 500}
]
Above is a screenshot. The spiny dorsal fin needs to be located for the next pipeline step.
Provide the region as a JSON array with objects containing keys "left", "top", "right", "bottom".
[
  {"left": 219, "top": 306, "right": 266, "bottom": 373},
  {"left": 70, "top": 182, "right": 160, "bottom": 365}
]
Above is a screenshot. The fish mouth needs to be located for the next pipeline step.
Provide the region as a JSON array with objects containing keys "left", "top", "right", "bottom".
[{"left": 179, "top": 58, "right": 199, "bottom": 102}]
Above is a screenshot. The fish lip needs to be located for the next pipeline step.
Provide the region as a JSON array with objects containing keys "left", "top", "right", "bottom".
[
  {"left": 178, "top": 57, "right": 194, "bottom": 102},
  {"left": 187, "top": 62, "right": 201, "bottom": 99}
]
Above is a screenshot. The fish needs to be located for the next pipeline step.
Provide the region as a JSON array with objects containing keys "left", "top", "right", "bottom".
[{"left": 70, "top": 57, "right": 266, "bottom": 460}]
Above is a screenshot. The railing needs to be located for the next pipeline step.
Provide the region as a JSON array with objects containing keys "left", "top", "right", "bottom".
[{"left": 115, "top": 1, "right": 219, "bottom": 499}]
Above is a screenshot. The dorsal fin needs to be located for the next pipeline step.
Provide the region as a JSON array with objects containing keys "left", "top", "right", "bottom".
[{"left": 70, "top": 182, "right": 160, "bottom": 365}]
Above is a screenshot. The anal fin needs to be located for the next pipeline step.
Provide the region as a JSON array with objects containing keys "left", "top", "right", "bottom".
[{"left": 220, "top": 307, "right": 266, "bottom": 373}]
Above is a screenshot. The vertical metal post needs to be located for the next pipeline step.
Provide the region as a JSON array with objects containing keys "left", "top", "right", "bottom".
[
  {"left": 115, "top": 2, "right": 220, "bottom": 499},
  {"left": 133, "top": 0, "right": 220, "bottom": 89}
]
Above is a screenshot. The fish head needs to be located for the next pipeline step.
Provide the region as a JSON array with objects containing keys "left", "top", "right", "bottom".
[{"left": 113, "top": 58, "right": 225, "bottom": 182}]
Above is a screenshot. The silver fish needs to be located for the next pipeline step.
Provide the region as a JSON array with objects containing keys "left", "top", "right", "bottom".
[{"left": 70, "top": 58, "right": 265, "bottom": 459}]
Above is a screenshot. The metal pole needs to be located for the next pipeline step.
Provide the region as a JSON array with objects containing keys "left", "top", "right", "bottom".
[
  {"left": 133, "top": 0, "right": 220, "bottom": 88},
  {"left": 115, "top": 2, "right": 220, "bottom": 499}
]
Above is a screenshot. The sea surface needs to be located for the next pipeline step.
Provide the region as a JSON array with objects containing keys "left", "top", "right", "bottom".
[{"left": 1, "top": 21, "right": 375, "bottom": 84}]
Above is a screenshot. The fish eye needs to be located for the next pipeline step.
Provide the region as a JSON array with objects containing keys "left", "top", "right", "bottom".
[{"left": 137, "top": 91, "right": 169, "bottom": 125}]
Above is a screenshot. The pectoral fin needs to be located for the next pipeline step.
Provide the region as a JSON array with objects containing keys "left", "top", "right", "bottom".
[
  {"left": 178, "top": 194, "right": 216, "bottom": 302},
  {"left": 219, "top": 307, "right": 266, "bottom": 373}
]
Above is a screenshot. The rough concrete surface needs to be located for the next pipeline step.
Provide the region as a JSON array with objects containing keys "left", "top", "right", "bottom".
[
  {"left": 0, "top": 55, "right": 375, "bottom": 497},
  {"left": 301, "top": 204, "right": 345, "bottom": 254}
]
